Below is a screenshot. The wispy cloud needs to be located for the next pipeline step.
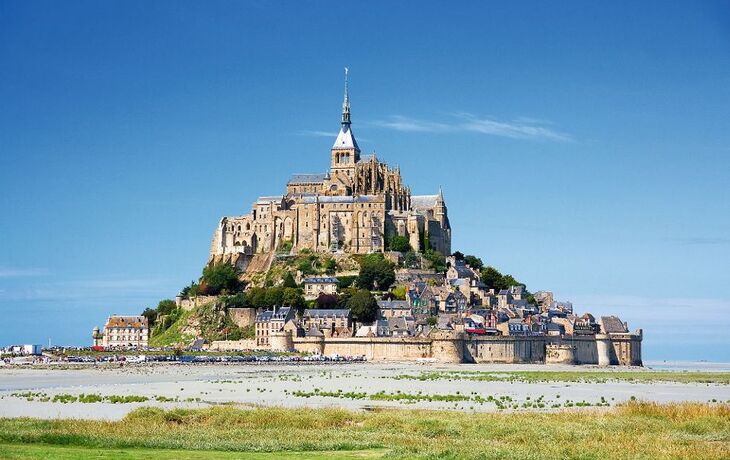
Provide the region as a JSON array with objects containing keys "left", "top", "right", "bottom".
[
  {"left": 671, "top": 237, "right": 730, "bottom": 246},
  {"left": 371, "top": 113, "right": 573, "bottom": 142},
  {"left": 0, "top": 267, "right": 48, "bottom": 278},
  {"left": 297, "top": 130, "right": 338, "bottom": 137}
]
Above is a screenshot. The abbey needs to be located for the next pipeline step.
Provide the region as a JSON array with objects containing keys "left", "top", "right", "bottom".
[{"left": 210, "top": 73, "right": 451, "bottom": 264}]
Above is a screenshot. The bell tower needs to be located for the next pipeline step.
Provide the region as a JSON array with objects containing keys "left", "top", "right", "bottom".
[{"left": 331, "top": 68, "right": 360, "bottom": 181}]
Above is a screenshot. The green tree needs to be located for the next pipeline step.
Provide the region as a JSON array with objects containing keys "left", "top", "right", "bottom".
[
  {"left": 464, "top": 255, "right": 484, "bottom": 270},
  {"left": 480, "top": 266, "right": 505, "bottom": 290},
  {"left": 282, "top": 272, "right": 298, "bottom": 289},
  {"left": 426, "top": 316, "right": 438, "bottom": 326},
  {"left": 264, "top": 286, "right": 285, "bottom": 307},
  {"left": 423, "top": 249, "right": 447, "bottom": 273},
  {"left": 247, "top": 287, "right": 267, "bottom": 307},
  {"left": 389, "top": 235, "right": 412, "bottom": 252},
  {"left": 346, "top": 289, "right": 379, "bottom": 323},
  {"left": 283, "top": 287, "right": 305, "bottom": 311},
  {"left": 156, "top": 299, "right": 177, "bottom": 316},
  {"left": 391, "top": 286, "right": 407, "bottom": 300},
  {"left": 141, "top": 307, "right": 157, "bottom": 326},
  {"left": 356, "top": 253, "right": 396, "bottom": 291},
  {"left": 201, "top": 263, "right": 241, "bottom": 295}
]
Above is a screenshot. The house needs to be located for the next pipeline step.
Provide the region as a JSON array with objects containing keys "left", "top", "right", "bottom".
[
  {"left": 255, "top": 307, "right": 296, "bottom": 347},
  {"left": 94, "top": 316, "right": 149, "bottom": 350},
  {"left": 378, "top": 300, "right": 412, "bottom": 318},
  {"left": 432, "top": 287, "right": 467, "bottom": 313},
  {"left": 386, "top": 316, "right": 413, "bottom": 337},
  {"left": 546, "top": 322, "right": 565, "bottom": 336},
  {"left": 574, "top": 313, "right": 599, "bottom": 335},
  {"left": 303, "top": 276, "right": 339, "bottom": 300},
  {"left": 301, "top": 309, "right": 352, "bottom": 337},
  {"left": 407, "top": 283, "right": 438, "bottom": 316},
  {"left": 498, "top": 318, "right": 531, "bottom": 336}
]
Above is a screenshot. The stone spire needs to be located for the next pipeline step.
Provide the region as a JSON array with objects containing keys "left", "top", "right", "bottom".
[{"left": 342, "top": 67, "right": 351, "bottom": 125}]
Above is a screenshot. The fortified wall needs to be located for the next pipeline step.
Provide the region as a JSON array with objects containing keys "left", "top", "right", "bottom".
[{"left": 282, "top": 330, "right": 642, "bottom": 366}]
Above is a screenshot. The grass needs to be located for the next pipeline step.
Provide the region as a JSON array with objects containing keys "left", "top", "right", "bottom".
[
  {"left": 392, "top": 370, "right": 730, "bottom": 385},
  {"left": 0, "top": 444, "right": 382, "bottom": 459},
  {"left": 0, "top": 402, "right": 727, "bottom": 459}
]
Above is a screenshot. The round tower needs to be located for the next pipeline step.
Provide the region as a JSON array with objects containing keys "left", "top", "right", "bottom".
[{"left": 596, "top": 334, "right": 612, "bottom": 366}]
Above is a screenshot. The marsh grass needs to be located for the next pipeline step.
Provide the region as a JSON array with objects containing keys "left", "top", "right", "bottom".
[
  {"left": 392, "top": 370, "right": 730, "bottom": 385},
  {"left": 0, "top": 402, "right": 728, "bottom": 459}
]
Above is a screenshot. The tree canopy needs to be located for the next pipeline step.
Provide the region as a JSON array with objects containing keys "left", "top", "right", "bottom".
[
  {"left": 464, "top": 255, "right": 484, "bottom": 270},
  {"left": 346, "top": 289, "right": 379, "bottom": 323},
  {"left": 389, "top": 235, "right": 412, "bottom": 252},
  {"left": 201, "top": 263, "right": 242, "bottom": 295},
  {"left": 356, "top": 253, "right": 396, "bottom": 291},
  {"left": 480, "top": 266, "right": 526, "bottom": 291}
]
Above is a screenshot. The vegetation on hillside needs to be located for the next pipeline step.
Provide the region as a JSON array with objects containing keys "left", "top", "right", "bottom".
[{"left": 0, "top": 402, "right": 727, "bottom": 459}]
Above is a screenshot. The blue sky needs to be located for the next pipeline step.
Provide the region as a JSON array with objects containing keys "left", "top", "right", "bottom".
[{"left": 1, "top": 1, "right": 729, "bottom": 361}]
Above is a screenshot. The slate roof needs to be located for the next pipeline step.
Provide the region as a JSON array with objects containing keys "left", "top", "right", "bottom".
[
  {"left": 300, "top": 195, "right": 381, "bottom": 204},
  {"left": 303, "top": 309, "right": 351, "bottom": 318},
  {"left": 303, "top": 277, "right": 339, "bottom": 285},
  {"left": 256, "top": 307, "right": 293, "bottom": 322},
  {"left": 410, "top": 195, "right": 439, "bottom": 210},
  {"left": 601, "top": 316, "right": 628, "bottom": 333},
  {"left": 377, "top": 300, "right": 409, "bottom": 309},
  {"left": 105, "top": 316, "right": 148, "bottom": 329},
  {"left": 288, "top": 173, "right": 328, "bottom": 185}
]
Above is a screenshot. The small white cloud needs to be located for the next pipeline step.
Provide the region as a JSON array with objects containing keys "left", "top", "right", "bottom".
[
  {"left": 371, "top": 114, "right": 572, "bottom": 142},
  {"left": 296, "top": 130, "right": 338, "bottom": 137}
]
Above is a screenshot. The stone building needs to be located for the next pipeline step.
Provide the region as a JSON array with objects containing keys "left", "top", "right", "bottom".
[
  {"left": 303, "top": 276, "right": 339, "bottom": 300},
  {"left": 209, "top": 71, "right": 451, "bottom": 266},
  {"left": 93, "top": 315, "right": 149, "bottom": 350},
  {"left": 255, "top": 307, "right": 296, "bottom": 348}
]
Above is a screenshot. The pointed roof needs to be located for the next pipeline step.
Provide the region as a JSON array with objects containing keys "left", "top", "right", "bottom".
[{"left": 333, "top": 124, "right": 360, "bottom": 151}]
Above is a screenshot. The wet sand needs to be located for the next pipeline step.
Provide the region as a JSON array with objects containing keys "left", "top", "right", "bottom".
[{"left": 0, "top": 362, "right": 728, "bottom": 420}]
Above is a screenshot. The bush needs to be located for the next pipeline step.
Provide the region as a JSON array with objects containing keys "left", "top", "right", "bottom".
[{"left": 423, "top": 250, "right": 446, "bottom": 273}]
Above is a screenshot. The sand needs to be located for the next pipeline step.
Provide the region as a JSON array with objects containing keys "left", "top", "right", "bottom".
[{"left": 0, "top": 362, "right": 728, "bottom": 420}]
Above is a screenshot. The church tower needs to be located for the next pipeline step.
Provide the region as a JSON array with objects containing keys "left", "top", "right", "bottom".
[{"left": 330, "top": 68, "right": 360, "bottom": 189}]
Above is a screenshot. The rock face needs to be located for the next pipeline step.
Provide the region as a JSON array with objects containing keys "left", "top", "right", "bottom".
[{"left": 209, "top": 78, "right": 451, "bottom": 264}]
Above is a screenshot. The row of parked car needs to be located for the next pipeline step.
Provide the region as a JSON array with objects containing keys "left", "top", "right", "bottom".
[{"left": 64, "top": 354, "right": 366, "bottom": 364}]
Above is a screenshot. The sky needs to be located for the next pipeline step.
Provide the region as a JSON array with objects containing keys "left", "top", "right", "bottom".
[{"left": 1, "top": 1, "right": 729, "bottom": 362}]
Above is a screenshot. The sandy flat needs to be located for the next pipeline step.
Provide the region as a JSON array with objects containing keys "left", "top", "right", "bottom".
[{"left": 0, "top": 362, "right": 727, "bottom": 420}]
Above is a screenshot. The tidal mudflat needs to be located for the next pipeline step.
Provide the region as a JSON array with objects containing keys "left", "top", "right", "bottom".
[{"left": 1, "top": 362, "right": 728, "bottom": 420}]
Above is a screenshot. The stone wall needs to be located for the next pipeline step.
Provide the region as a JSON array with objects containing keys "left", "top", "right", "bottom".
[
  {"left": 228, "top": 308, "right": 259, "bottom": 329},
  {"left": 209, "top": 339, "right": 257, "bottom": 351},
  {"left": 288, "top": 331, "right": 642, "bottom": 365},
  {"left": 293, "top": 336, "right": 433, "bottom": 361},
  {"left": 176, "top": 295, "right": 219, "bottom": 312}
]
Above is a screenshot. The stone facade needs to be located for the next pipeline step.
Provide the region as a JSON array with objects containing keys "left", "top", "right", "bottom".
[
  {"left": 93, "top": 315, "right": 149, "bottom": 350},
  {"left": 209, "top": 74, "right": 451, "bottom": 264}
]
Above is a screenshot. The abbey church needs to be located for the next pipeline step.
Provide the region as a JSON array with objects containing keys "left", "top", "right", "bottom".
[{"left": 209, "top": 72, "right": 451, "bottom": 266}]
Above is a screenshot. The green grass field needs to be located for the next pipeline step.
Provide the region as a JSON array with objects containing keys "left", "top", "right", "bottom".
[{"left": 0, "top": 402, "right": 728, "bottom": 459}]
